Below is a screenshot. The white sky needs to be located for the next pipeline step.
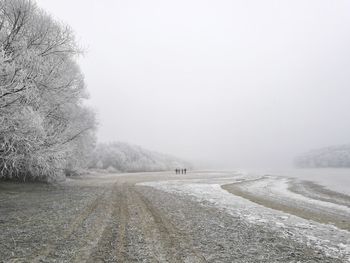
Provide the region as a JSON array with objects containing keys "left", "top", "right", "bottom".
[{"left": 36, "top": 0, "right": 350, "bottom": 168}]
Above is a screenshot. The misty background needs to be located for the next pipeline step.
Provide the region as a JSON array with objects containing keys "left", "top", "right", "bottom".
[{"left": 36, "top": 0, "right": 350, "bottom": 168}]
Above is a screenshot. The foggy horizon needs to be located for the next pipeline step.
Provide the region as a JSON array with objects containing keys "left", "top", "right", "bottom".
[
  {"left": 36, "top": 0, "right": 350, "bottom": 169},
  {"left": 1, "top": 1, "right": 350, "bottom": 260}
]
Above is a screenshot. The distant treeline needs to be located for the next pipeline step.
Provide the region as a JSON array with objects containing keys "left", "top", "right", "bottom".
[
  {"left": 295, "top": 144, "right": 350, "bottom": 168},
  {"left": 0, "top": 0, "right": 96, "bottom": 181},
  {"left": 89, "top": 142, "right": 191, "bottom": 173}
]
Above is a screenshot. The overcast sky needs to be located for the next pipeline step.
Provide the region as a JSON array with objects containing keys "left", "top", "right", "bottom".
[{"left": 36, "top": 0, "right": 350, "bottom": 168}]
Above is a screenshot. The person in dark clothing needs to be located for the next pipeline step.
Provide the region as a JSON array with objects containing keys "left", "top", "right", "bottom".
[
  {"left": 175, "top": 169, "right": 177, "bottom": 174},
  {"left": 184, "top": 168, "right": 187, "bottom": 174}
]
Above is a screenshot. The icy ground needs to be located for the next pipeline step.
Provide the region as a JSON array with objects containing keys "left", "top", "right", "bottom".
[{"left": 140, "top": 172, "right": 350, "bottom": 262}]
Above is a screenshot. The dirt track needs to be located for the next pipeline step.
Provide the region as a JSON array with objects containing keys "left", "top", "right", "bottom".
[{"left": 0, "top": 172, "right": 347, "bottom": 262}]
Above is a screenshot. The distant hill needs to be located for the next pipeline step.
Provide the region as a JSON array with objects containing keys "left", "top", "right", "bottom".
[
  {"left": 89, "top": 142, "right": 191, "bottom": 172},
  {"left": 295, "top": 144, "right": 350, "bottom": 168}
]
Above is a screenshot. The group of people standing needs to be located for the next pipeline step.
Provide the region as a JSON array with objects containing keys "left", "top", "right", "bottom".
[{"left": 175, "top": 168, "right": 187, "bottom": 174}]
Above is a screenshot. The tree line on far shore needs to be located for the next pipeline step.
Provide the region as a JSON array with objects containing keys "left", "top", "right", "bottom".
[{"left": 295, "top": 144, "right": 350, "bottom": 168}]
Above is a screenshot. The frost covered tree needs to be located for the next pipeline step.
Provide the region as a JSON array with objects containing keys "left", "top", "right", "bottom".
[{"left": 0, "top": 0, "right": 96, "bottom": 181}]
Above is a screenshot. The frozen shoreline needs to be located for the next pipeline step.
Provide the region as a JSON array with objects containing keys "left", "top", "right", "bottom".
[
  {"left": 140, "top": 172, "right": 350, "bottom": 262},
  {"left": 223, "top": 176, "right": 350, "bottom": 230},
  {"left": 235, "top": 168, "right": 350, "bottom": 195}
]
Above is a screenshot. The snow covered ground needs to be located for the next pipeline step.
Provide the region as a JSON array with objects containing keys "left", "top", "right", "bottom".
[{"left": 140, "top": 171, "right": 350, "bottom": 262}]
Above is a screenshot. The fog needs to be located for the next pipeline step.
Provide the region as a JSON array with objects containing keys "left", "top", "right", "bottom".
[{"left": 36, "top": 0, "right": 350, "bottom": 168}]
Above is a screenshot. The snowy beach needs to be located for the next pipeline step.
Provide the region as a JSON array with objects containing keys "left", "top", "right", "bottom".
[{"left": 1, "top": 170, "right": 349, "bottom": 262}]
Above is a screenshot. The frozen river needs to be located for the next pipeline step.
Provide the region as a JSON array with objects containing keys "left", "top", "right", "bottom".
[{"left": 237, "top": 168, "right": 350, "bottom": 195}]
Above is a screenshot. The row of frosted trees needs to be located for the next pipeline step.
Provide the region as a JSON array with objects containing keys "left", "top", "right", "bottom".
[
  {"left": 89, "top": 142, "right": 190, "bottom": 173},
  {"left": 0, "top": 0, "right": 96, "bottom": 181},
  {"left": 295, "top": 145, "right": 350, "bottom": 168}
]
